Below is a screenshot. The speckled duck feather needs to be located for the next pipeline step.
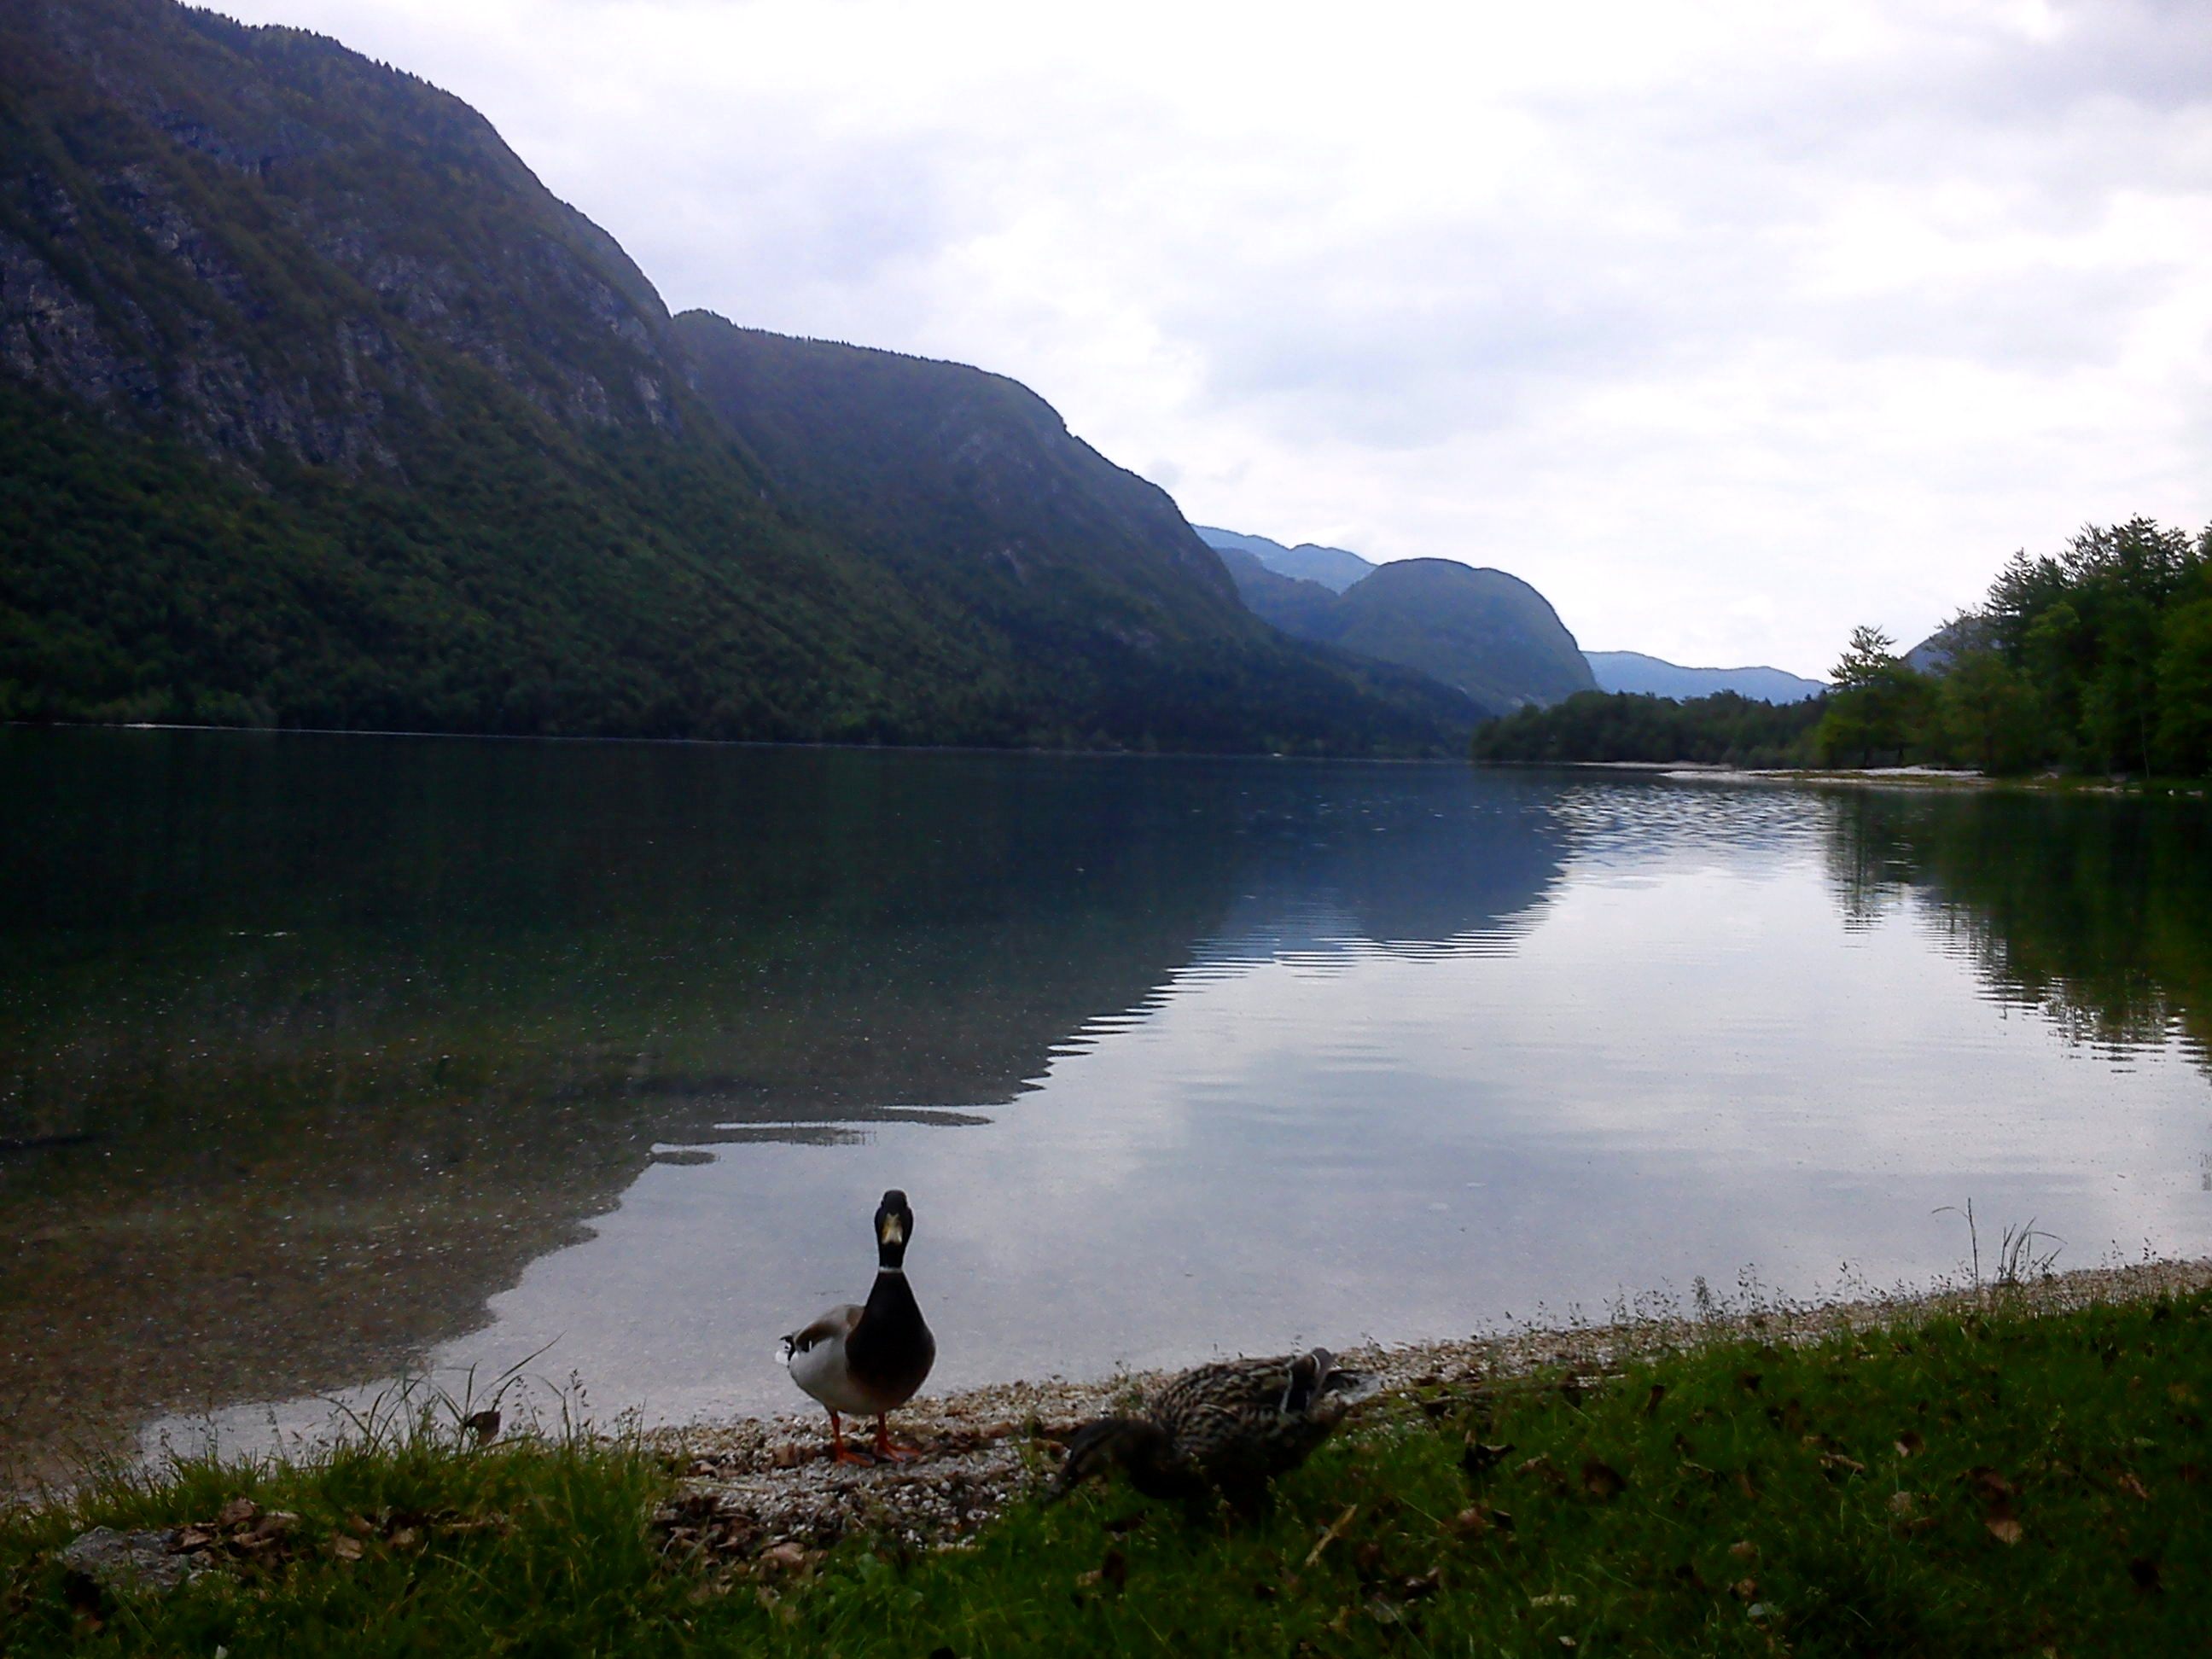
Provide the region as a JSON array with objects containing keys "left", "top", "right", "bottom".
[{"left": 1053, "top": 1348, "right": 1376, "bottom": 1501}]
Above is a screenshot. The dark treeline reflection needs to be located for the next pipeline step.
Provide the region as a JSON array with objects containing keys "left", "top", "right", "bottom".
[
  {"left": 1824, "top": 787, "right": 2212, "bottom": 1065},
  {"left": 0, "top": 731, "right": 1570, "bottom": 1466}
]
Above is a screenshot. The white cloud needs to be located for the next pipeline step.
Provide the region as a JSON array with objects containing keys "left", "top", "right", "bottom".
[{"left": 208, "top": 0, "right": 2212, "bottom": 677}]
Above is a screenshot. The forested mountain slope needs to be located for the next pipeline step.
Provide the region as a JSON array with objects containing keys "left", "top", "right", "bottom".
[
  {"left": 0, "top": 0, "right": 1475, "bottom": 753},
  {"left": 1214, "top": 542, "right": 1593, "bottom": 711},
  {"left": 675, "top": 317, "right": 1478, "bottom": 749}
]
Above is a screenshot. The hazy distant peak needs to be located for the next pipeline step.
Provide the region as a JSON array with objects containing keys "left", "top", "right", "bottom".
[
  {"left": 1193, "top": 526, "right": 1374, "bottom": 593},
  {"left": 1584, "top": 651, "right": 1825, "bottom": 703},
  {"left": 1904, "top": 614, "right": 1991, "bottom": 675}
]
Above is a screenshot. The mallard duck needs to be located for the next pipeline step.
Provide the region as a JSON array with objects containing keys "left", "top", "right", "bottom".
[
  {"left": 1051, "top": 1348, "right": 1377, "bottom": 1505},
  {"left": 777, "top": 1189, "right": 936, "bottom": 1464}
]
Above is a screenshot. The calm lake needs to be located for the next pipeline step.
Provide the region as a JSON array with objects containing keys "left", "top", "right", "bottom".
[{"left": 3, "top": 730, "right": 2208, "bottom": 1471}]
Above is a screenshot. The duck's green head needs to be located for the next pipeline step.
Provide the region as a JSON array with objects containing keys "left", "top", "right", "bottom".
[{"left": 874, "top": 1189, "right": 914, "bottom": 1268}]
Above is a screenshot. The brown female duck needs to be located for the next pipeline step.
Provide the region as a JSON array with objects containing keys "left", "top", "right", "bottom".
[{"left": 1051, "top": 1347, "right": 1376, "bottom": 1505}]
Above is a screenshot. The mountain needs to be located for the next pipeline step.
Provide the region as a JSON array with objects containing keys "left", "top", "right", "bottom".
[
  {"left": 1585, "top": 651, "right": 1826, "bottom": 703},
  {"left": 1904, "top": 614, "right": 1992, "bottom": 675},
  {"left": 1213, "top": 544, "right": 1593, "bottom": 710},
  {"left": 1194, "top": 526, "right": 1375, "bottom": 592},
  {"left": 1209, "top": 544, "right": 1344, "bottom": 638},
  {"left": 0, "top": 0, "right": 1475, "bottom": 754},
  {"left": 671, "top": 318, "right": 1478, "bottom": 749},
  {"left": 1330, "top": 560, "right": 1596, "bottom": 709}
]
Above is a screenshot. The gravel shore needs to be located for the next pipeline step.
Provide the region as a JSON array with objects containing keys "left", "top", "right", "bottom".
[{"left": 646, "top": 1256, "right": 2212, "bottom": 1563}]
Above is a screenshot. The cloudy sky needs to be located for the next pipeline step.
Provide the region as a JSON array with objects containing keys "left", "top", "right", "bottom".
[{"left": 214, "top": 0, "right": 2212, "bottom": 677}]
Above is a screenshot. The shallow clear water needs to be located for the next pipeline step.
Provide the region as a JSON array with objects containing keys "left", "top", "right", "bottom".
[{"left": 1, "top": 731, "right": 2206, "bottom": 1466}]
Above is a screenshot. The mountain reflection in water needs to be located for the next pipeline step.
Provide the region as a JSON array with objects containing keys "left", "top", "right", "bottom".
[{"left": 1, "top": 733, "right": 2206, "bottom": 1472}]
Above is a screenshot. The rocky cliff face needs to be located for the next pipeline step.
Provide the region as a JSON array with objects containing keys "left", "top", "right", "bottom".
[
  {"left": 0, "top": 0, "right": 680, "bottom": 476},
  {"left": 0, "top": 0, "right": 1478, "bottom": 754}
]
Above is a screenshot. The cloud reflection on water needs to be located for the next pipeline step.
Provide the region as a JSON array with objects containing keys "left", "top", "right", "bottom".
[{"left": 1, "top": 732, "right": 2206, "bottom": 1470}]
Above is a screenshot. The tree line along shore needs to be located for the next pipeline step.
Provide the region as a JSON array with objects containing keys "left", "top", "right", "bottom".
[{"left": 1476, "top": 516, "right": 2212, "bottom": 780}]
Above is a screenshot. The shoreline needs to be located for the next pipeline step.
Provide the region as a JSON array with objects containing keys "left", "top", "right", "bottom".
[
  {"left": 1497, "top": 759, "right": 2211, "bottom": 795},
  {"left": 0, "top": 719, "right": 1468, "bottom": 766},
  {"left": 644, "top": 1255, "right": 2212, "bottom": 1556},
  {"left": 11, "top": 1260, "right": 2204, "bottom": 1654}
]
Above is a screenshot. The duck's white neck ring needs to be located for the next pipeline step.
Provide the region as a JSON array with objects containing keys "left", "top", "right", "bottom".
[{"left": 876, "top": 1265, "right": 905, "bottom": 1275}]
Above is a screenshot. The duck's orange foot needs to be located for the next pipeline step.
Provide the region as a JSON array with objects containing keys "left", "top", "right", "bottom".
[
  {"left": 873, "top": 1419, "right": 922, "bottom": 1462},
  {"left": 825, "top": 1412, "right": 876, "bottom": 1465}
]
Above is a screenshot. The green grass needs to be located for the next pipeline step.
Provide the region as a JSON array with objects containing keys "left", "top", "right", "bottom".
[{"left": 6, "top": 1289, "right": 2208, "bottom": 1655}]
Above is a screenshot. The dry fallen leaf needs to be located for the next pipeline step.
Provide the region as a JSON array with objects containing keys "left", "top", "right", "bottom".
[
  {"left": 2116, "top": 1472, "right": 2150, "bottom": 1502},
  {"left": 1986, "top": 1517, "right": 2024, "bottom": 1547},
  {"left": 1895, "top": 1431, "right": 1924, "bottom": 1458},
  {"left": 1728, "top": 1540, "right": 1758, "bottom": 1561},
  {"left": 759, "top": 1543, "right": 809, "bottom": 1575},
  {"left": 329, "top": 1535, "right": 364, "bottom": 1563},
  {"left": 217, "top": 1499, "right": 257, "bottom": 1529}
]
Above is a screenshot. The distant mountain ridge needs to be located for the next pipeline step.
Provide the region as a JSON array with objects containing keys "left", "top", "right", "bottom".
[
  {"left": 1585, "top": 651, "right": 1826, "bottom": 703},
  {"left": 1194, "top": 527, "right": 1375, "bottom": 592},
  {"left": 0, "top": 0, "right": 1476, "bottom": 754},
  {"left": 1205, "top": 536, "right": 1594, "bottom": 711},
  {"left": 1196, "top": 527, "right": 1825, "bottom": 710}
]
